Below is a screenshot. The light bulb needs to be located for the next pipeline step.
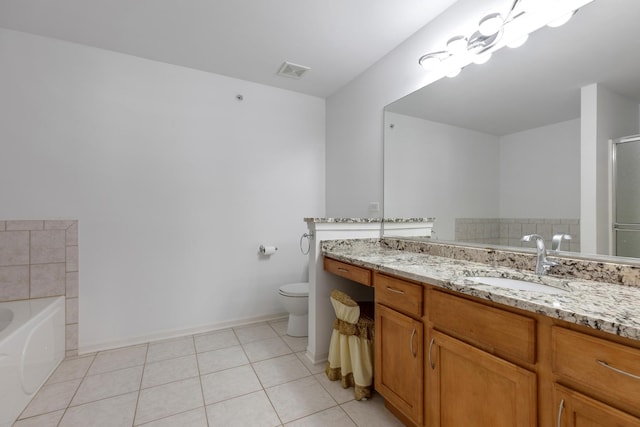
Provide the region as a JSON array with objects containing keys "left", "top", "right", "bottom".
[
  {"left": 547, "top": 11, "right": 576, "bottom": 28},
  {"left": 419, "top": 53, "right": 443, "bottom": 71},
  {"left": 507, "top": 34, "right": 528, "bottom": 48},
  {"left": 473, "top": 52, "right": 492, "bottom": 65},
  {"left": 446, "top": 36, "right": 468, "bottom": 54},
  {"left": 478, "top": 13, "right": 504, "bottom": 36},
  {"left": 446, "top": 67, "right": 462, "bottom": 78}
]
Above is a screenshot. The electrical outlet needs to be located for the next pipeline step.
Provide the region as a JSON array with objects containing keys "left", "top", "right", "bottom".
[{"left": 368, "top": 202, "right": 380, "bottom": 217}]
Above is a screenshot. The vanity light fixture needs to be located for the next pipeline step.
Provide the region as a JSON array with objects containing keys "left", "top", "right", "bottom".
[
  {"left": 418, "top": 0, "right": 525, "bottom": 75},
  {"left": 418, "top": 0, "right": 584, "bottom": 77}
]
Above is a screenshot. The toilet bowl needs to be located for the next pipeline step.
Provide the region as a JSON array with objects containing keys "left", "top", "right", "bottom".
[{"left": 278, "top": 282, "right": 309, "bottom": 337}]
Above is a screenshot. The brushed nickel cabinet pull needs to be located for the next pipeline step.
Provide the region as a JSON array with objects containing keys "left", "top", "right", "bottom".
[
  {"left": 428, "top": 338, "right": 435, "bottom": 369},
  {"left": 386, "top": 287, "right": 405, "bottom": 295},
  {"left": 597, "top": 359, "right": 640, "bottom": 380},
  {"left": 557, "top": 399, "right": 564, "bottom": 427},
  {"left": 410, "top": 329, "right": 417, "bottom": 358}
]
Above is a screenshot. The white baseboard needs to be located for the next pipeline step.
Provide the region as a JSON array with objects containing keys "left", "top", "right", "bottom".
[
  {"left": 305, "top": 349, "right": 328, "bottom": 365},
  {"left": 79, "top": 312, "right": 289, "bottom": 355}
]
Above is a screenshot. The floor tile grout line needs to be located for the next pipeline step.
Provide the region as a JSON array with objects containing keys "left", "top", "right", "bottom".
[
  {"left": 193, "top": 334, "right": 211, "bottom": 427},
  {"left": 337, "top": 401, "right": 362, "bottom": 427},
  {"left": 224, "top": 325, "right": 284, "bottom": 425},
  {"left": 77, "top": 361, "right": 146, "bottom": 381},
  {"left": 250, "top": 360, "right": 285, "bottom": 426},
  {"left": 47, "top": 348, "right": 100, "bottom": 425},
  {"left": 143, "top": 351, "right": 197, "bottom": 367},
  {"left": 283, "top": 403, "right": 344, "bottom": 426},
  {"left": 131, "top": 343, "right": 150, "bottom": 427},
  {"left": 138, "top": 370, "right": 201, "bottom": 392},
  {"left": 134, "top": 407, "right": 204, "bottom": 427}
]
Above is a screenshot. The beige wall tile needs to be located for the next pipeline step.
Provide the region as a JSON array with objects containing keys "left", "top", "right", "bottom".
[
  {"left": 6, "top": 220, "right": 43, "bottom": 231},
  {"left": 66, "top": 271, "right": 79, "bottom": 298},
  {"left": 66, "top": 324, "right": 79, "bottom": 351},
  {"left": 2, "top": 219, "right": 79, "bottom": 354},
  {"left": 0, "top": 231, "right": 29, "bottom": 266},
  {"left": 0, "top": 265, "right": 29, "bottom": 301},
  {"left": 44, "top": 220, "right": 76, "bottom": 230},
  {"left": 31, "top": 263, "right": 66, "bottom": 297},
  {"left": 66, "top": 297, "right": 79, "bottom": 324},
  {"left": 31, "top": 230, "right": 66, "bottom": 264},
  {"left": 66, "top": 246, "right": 78, "bottom": 272},
  {"left": 66, "top": 222, "right": 78, "bottom": 246}
]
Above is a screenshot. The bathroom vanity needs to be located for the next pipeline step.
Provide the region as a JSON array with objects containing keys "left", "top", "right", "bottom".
[{"left": 323, "top": 238, "right": 640, "bottom": 427}]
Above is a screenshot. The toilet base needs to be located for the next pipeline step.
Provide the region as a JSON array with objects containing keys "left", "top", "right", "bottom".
[{"left": 287, "top": 313, "right": 309, "bottom": 337}]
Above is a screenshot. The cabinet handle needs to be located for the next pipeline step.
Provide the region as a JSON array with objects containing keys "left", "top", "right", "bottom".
[
  {"left": 337, "top": 268, "right": 349, "bottom": 273},
  {"left": 557, "top": 399, "right": 564, "bottom": 427},
  {"left": 428, "top": 338, "right": 435, "bottom": 369},
  {"left": 386, "top": 287, "right": 405, "bottom": 295},
  {"left": 597, "top": 359, "right": 640, "bottom": 380},
  {"left": 410, "top": 329, "right": 417, "bottom": 358}
]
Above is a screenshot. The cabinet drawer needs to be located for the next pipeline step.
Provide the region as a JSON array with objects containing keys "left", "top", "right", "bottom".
[
  {"left": 373, "top": 273, "right": 423, "bottom": 318},
  {"left": 429, "top": 290, "right": 536, "bottom": 364},
  {"left": 553, "top": 383, "right": 640, "bottom": 427},
  {"left": 324, "top": 257, "right": 371, "bottom": 286},
  {"left": 552, "top": 327, "right": 640, "bottom": 410}
]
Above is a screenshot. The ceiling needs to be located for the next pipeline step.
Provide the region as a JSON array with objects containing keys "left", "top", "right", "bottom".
[
  {"left": 0, "top": 0, "right": 458, "bottom": 98},
  {"left": 386, "top": 0, "right": 640, "bottom": 136}
]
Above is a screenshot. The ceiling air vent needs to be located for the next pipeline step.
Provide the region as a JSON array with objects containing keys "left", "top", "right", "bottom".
[{"left": 277, "top": 61, "right": 310, "bottom": 79}]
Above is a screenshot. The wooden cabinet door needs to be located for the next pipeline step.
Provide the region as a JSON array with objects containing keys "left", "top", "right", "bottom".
[
  {"left": 554, "top": 383, "right": 640, "bottom": 427},
  {"left": 426, "top": 330, "right": 536, "bottom": 427},
  {"left": 375, "top": 303, "right": 423, "bottom": 426}
]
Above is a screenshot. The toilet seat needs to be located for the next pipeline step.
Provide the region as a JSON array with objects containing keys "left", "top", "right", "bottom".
[{"left": 279, "top": 282, "right": 309, "bottom": 297}]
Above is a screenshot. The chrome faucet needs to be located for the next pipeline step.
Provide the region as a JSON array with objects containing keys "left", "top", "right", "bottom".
[
  {"left": 551, "top": 233, "right": 572, "bottom": 253},
  {"left": 521, "top": 234, "right": 557, "bottom": 275}
]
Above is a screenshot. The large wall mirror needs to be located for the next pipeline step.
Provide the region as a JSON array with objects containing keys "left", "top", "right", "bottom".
[{"left": 383, "top": 0, "right": 640, "bottom": 260}]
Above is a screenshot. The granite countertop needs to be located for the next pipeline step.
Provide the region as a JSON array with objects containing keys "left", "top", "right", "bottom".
[{"left": 322, "top": 240, "right": 640, "bottom": 342}]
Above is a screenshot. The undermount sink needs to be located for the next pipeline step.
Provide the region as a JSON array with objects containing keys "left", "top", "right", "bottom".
[{"left": 466, "top": 276, "right": 568, "bottom": 295}]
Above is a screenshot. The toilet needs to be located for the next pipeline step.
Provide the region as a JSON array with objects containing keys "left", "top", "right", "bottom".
[{"left": 278, "top": 282, "right": 309, "bottom": 337}]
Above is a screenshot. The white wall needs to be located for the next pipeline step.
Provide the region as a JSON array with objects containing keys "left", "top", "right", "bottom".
[
  {"left": 384, "top": 112, "right": 500, "bottom": 240},
  {"left": 0, "top": 29, "right": 325, "bottom": 351},
  {"left": 581, "top": 84, "right": 639, "bottom": 254},
  {"left": 499, "top": 119, "right": 580, "bottom": 218}
]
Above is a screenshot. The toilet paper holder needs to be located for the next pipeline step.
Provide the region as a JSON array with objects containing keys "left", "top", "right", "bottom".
[{"left": 259, "top": 245, "right": 278, "bottom": 255}]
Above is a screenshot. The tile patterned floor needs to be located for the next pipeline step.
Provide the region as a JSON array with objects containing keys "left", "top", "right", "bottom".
[{"left": 14, "top": 319, "right": 404, "bottom": 427}]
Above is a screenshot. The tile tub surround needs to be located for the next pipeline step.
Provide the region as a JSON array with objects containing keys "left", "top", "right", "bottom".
[
  {"left": 0, "top": 220, "right": 78, "bottom": 355},
  {"left": 321, "top": 238, "right": 640, "bottom": 341},
  {"left": 14, "top": 319, "right": 404, "bottom": 427},
  {"left": 455, "top": 217, "right": 581, "bottom": 252}
]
